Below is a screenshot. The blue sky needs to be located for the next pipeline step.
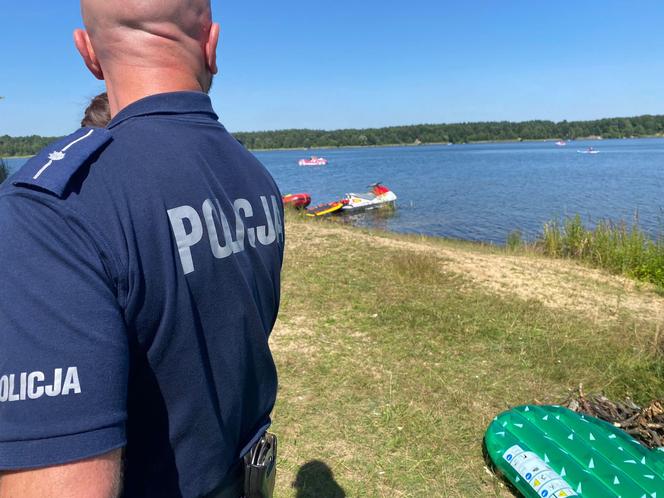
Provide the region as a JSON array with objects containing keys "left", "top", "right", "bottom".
[{"left": 1, "top": 0, "right": 663, "bottom": 136}]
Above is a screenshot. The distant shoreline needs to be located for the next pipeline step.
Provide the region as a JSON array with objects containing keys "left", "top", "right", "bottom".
[
  {"left": 4, "top": 112, "right": 664, "bottom": 156},
  {"left": 247, "top": 134, "right": 664, "bottom": 152},
  {"left": 3, "top": 134, "right": 664, "bottom": 158}
]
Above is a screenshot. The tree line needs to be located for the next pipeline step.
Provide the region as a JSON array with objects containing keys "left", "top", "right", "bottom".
[
  {"left": 0, "top": 135, "right": 62, "bottom": 158},
  {"left": 2, "top": 114, "right": 664, "bottom": 156},
  {"left": 234, "top": 115, "right": 664, "bottom": 149}
]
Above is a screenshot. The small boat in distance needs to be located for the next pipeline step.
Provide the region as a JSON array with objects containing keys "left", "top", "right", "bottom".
[
  {"left": 555, "top": 140, "right": 567, "bottom": 147},
  {"left": 298, "top": 156, "right": 328, "bottom": 166},
  {"left": 577, "top": 146, "right": 600, "bottom": 155}
]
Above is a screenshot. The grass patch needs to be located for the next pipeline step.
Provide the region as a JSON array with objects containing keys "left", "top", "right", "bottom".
[
  {"left": 271, "top": 214, "right": 663, "bottom": 496},
  {"left": 506, "top": 230, "right": 524, "bottom": 252}
]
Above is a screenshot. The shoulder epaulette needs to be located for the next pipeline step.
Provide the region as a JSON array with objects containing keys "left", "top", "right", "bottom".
[{"left": 13, "top": 127, "right": 113, "bottom": 198}]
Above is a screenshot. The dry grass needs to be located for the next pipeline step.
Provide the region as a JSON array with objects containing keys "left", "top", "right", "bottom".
[
  {"left": 302, "top": 222, "right": 664, "bottom": 325},
  {"left": 270, "top": 215, "right": 664, "bottom": 497}
]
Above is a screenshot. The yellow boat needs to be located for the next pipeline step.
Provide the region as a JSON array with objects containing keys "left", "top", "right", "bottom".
[{"left": 305, "top": 200, "right": 347, "bottom": 217}]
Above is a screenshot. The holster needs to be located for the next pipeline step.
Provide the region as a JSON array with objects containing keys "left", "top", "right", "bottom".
[{"left": 243, "top": 432, "right": 277, "bottom": 498}]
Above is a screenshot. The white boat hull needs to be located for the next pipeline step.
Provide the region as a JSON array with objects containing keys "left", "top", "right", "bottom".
[{"left": 341, "top": 190, "right": 397, "bottom": 212}]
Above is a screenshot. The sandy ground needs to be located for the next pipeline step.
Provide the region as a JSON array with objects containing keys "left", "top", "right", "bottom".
[{"left": 284, "top": 221, "right": 664, "bottom": 326}]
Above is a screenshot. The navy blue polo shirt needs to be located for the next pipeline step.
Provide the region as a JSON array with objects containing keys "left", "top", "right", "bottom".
[{"left": 0, "top": 92, "right": 283, "bottom": 497}]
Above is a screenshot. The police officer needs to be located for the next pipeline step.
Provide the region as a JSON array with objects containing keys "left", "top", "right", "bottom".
[{"left": 0, "top": 1, "right": 282, "bottom": 497}]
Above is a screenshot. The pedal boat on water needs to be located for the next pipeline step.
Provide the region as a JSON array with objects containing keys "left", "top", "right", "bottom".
[
  {"left": 341, "top": 183, "right": 397, "bottom": 213},
  {"left": 298, "top": 156, "right": 328, "bottom": 166}
]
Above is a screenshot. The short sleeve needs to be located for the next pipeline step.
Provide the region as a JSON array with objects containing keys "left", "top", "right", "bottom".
[{"left": 0, "top": 194, "right": 128, "bottom": 470}]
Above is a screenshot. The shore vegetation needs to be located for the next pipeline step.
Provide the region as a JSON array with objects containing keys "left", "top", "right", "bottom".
[
  {"left": 507, "top": 216, "right": 664, "bottom": 292},
  {"left": 0, "top": 135, "right": 60, "bottom": 158},
  {"left": 541, "top": 216, "right": 664, "bottom": 289}
]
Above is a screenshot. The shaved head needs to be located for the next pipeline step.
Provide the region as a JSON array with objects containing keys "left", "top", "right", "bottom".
[
  {"left": 81, "top": 0, "right": 211, "bottom": 30},
  {"left": 81, "top": 0, "right": 211, "bottom": 57},
  {"left": 75, "top": 0, "right": 220, "bottom": 116}
]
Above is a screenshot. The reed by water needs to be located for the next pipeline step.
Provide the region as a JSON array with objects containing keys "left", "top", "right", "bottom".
[{"left": 508, "top": 215, "right": 664, "bottom": 290}]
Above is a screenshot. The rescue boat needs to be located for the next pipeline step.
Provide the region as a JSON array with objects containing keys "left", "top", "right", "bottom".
[
  {"left": 305, "top": 200, "right": 348, "bottom": 217},
  {"left": 341, "top": 183, "right": 397, "bottom": 212},
  {"left": 282, "top": 193, "right": 311, "bottom": 209},
  {"left": 298, "top": 156, "right": 328, "bottom": 167}
]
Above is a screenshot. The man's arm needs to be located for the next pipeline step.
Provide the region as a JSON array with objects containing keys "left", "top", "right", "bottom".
[
  {"left": 0, "top": 195, "right": 129, "bottom": 492},
  {"left": 0, "top": 449, "right": 123, "bottom": 498}
]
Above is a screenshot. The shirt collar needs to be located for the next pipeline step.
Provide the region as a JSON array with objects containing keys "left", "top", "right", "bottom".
[{"left": 108, "top": 91, "right": 219, "bottom": 129}]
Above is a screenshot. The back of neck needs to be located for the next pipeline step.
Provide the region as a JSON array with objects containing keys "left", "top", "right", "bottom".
[{"left": 105, "top": 66, "right": 205, "bottom": 117}]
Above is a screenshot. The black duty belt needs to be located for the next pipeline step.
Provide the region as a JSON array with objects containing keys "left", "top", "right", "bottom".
[{"left": 206, "top": 432, "right": 277, "bottom": 498}]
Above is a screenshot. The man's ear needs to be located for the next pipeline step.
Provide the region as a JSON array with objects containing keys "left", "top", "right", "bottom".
[
  {"left": 74, "top": 29, "right": 104, "bottom": 80},
  {"left": 205, "top": 23, "right": 220, "bottom": 75}
]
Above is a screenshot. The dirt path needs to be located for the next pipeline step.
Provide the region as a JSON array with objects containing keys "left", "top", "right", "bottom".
[{"left": 287, "top": 221, "right": 664, "bottom": 324}]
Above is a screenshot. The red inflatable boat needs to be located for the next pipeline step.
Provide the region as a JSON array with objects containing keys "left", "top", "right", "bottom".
[{"left": 282, "top": 193, "right": 312, "bottom": 209}]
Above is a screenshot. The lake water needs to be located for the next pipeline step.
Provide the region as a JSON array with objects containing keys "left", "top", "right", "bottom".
[{"left": 5, "top": 138, "right": 664, "bottom": 244}]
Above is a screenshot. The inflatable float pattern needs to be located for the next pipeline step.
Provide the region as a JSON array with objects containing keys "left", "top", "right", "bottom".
[{"left": 484, "top": 405, "right": 664, "bottom": 497}]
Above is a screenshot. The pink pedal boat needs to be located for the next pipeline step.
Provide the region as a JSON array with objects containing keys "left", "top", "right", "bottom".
[{"left": 298, "top": 156, "right": 328, "bottom": 166}]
